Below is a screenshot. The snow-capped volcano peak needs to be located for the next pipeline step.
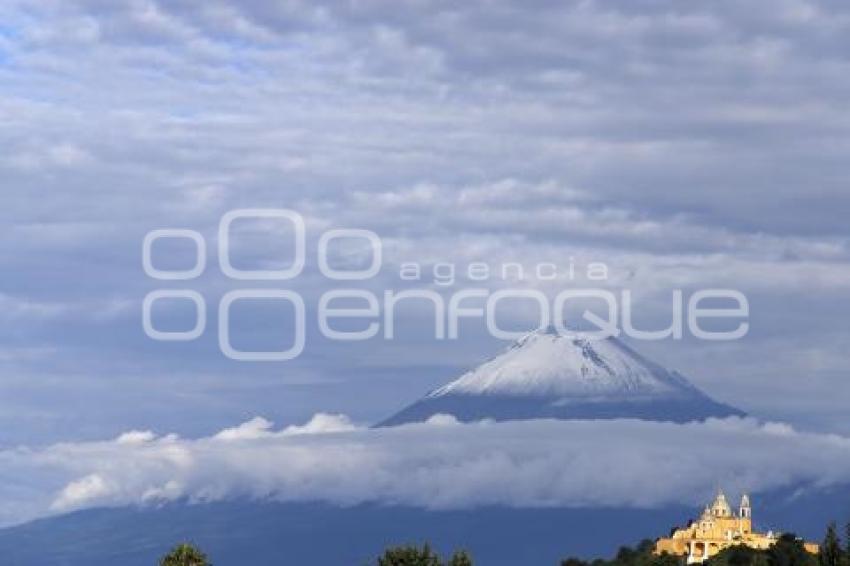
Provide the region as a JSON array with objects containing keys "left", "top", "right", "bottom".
[
  {"left": 430, "top": 329, "right": 694, "bottom": 400},
  {"left": 378, "top": 327, "right": 744, "bottom": 427}
]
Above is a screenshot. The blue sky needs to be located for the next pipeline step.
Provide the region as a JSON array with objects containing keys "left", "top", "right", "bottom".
[{"left": 1, "top": 0, "right": 849, "bottom": 447}]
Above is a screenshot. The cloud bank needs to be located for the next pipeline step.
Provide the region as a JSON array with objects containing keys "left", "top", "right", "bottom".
[{"left": 0, "top": 414, "right": 848, "bottom": 528}]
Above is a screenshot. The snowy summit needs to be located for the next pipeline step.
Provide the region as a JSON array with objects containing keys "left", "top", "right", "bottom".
[{"left": 378, "top": 327, "right": 744, "bottom": 426}]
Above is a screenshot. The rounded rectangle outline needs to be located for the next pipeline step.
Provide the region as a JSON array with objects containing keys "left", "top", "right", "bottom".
[
  {"left": 218, "top": 209, "right": 305, "bottom": 280},
  {"left": 142, "top": 289, "right": 206, "bottom": 341},
  {"left": 142, "top": 229, "right": 206, "bottom": 280},
  {"left": 318, "top": 228, "right": 383, "bottom": 280},
  {"left": 218, "top": 289, "right": 306, "bottom": 361}
]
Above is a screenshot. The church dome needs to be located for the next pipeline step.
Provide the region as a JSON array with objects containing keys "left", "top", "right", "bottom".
[{"left": 711, "top": 490, "right": 732, "bottom": 517}]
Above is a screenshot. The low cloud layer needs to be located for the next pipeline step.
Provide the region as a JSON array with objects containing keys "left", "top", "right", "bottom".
[{"left": 0, "top": 414, "right": 848, "bottom": 528}]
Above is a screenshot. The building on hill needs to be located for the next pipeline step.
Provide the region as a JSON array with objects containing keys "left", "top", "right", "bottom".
[{"left": 654, "top": 491, "right": 819, "bottom": 563}]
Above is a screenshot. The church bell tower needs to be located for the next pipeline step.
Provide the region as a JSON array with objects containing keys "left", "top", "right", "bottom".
[
  {"left": 739, "top": 494, "right": 751, "bottom": 518},
  {"left": 739, "top": 494, "right": 752, "bottom": 534}
]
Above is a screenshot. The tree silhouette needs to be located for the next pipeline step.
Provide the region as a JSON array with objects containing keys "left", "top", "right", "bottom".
[
  {"left": 844, "top": 523, "right": 850, "bottom": 566},
  {"left": 447, "top": 550, "right": 474, "bottom": 566},
  {"left": 821, "top": 523, "right": 842, "bottom": 566},
  {"left": 377, "top": 543, "right": 442, "bottom": 566},
  {"left": 159, "top": 543, "right": 210, "bottom": 566},
  {"left": 376, "top": 544, "right": 473, "bottom": 565},
  {"left": 767, "top": 534, "right": 817, "bottom": 566},
  {"left": 560, "top": 539, "right": 683, "bottom": 566}
]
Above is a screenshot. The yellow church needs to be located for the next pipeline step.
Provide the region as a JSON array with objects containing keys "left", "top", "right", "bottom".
[{"left": 654, "top": 491, "right": 819, "bottom": 563}]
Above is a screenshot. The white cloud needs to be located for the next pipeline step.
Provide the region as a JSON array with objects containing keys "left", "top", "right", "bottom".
[
  {"left": 51, "top": 474, "right": 113, "bottom": 511},
  {"left": 115, "top": 430, "right": 156, "bottom": 445},
  {"left": 213, "top": 416, "right": 274, "bottom": 441},
  {"left": 212, "top": 414, "right": 356, "bottom": 440},
  {"left": 424, "top": 414, "right": 462, "bottom": 426},
  {"left": 1, "top": 414, "right": 849, "bottom": 528},
  {"left": 281, "top": 413, "right": 357, "bottom": 436}
]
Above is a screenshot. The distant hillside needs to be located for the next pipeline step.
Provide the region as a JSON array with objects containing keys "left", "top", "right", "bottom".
[{"left": 0, "top": 486, "right": 845, "bottom": 566}]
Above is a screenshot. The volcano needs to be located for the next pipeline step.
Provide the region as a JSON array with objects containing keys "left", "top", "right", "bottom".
[{"left": 378, "top": 328, "right": 744, "bottom": 426}]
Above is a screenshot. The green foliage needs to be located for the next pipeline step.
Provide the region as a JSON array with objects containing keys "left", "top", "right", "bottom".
[
  {"left": 159, "top": 542, "right": 210, "bottom": 566},
  {"left": 707, "top": 544, "right": 768, "bottom": 566},
  {"left": 845, "top": 523, "right": 850, "bottom": 560},
  {"left": 706, "top": 534, "right": 817, "bottom": 566},
  {"left": 560, "top": 539, "right": 684, "bottom": 566},
  {"left": 447, "top": 549, "right": 474, "bottom": 566},
  {"left": 821, "top": 523, "right": 843, "bottom": 566},
  {"left": 376, "top": 543, "right": 473, "bottom": 566},
  {"left": 652, "top": 553, "right": 685, "bottom": 566},
  {"left": 767, "top": 534, "right": 818, "bottom": 566}
]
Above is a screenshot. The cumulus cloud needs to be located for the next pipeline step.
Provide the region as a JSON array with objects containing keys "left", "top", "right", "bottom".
[
  {"left": 1, "top": 414, "right": 848, "bottom": 529},
  {"left": 115, "top": 430, "right": 157, "bottom": 445},
  {"left": 213, "top": 413, "right": 356, "bottom": 440},
  {"left": 280, "top": 413, "right": 357, "bottom": 435},
  {"left": 213, "top": 416, "right": 275, "bottom": 441}
]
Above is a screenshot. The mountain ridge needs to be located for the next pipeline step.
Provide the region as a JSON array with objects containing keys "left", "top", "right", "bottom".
[{"left": 378, "top": 329, "right": 744, "bottom": 426}]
